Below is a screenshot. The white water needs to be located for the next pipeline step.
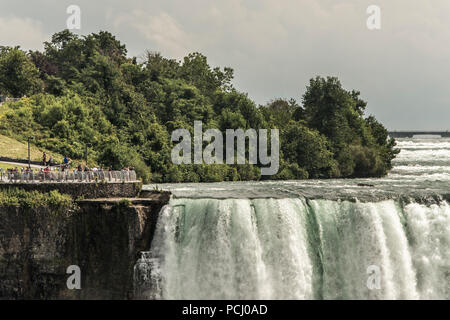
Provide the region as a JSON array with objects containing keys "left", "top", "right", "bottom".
[
  {"left": 136, "top": 138, "right": 450, "bottom": 300},
  {"left": 134, "top": 198, "right": 450, "bottom": 300}
]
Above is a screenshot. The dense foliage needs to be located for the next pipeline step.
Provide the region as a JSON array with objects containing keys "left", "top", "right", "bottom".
[
  {"left": 0, "top": 188, "right": 72, "bottom": 209},
  {"left": 0, "top": 30, "right": 399, "bottom": 182}
]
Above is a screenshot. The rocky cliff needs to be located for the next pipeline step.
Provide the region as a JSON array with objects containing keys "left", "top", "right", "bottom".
[{"left": 0, "top": 192, "right": 170, "bottom": 299}]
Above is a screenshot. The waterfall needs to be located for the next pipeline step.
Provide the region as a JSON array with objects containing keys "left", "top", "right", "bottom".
[{"left": 134, "top": 198, "right": 450, "bottom": 300}]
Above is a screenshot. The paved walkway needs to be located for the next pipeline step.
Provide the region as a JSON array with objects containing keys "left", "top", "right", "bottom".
[{"left": 0, "top": 161, "right": 46, "bottom": 168}]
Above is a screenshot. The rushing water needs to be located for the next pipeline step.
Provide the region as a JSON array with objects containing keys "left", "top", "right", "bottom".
[{"left": 136, "top": 137, "right": 450, "bottom": 299}]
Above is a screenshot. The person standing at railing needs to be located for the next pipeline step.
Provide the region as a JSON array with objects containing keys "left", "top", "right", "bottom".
[
  {"left": 42, "top": 152, "right": 47, "bottom": 166},
  {"left": 44, "top": 166, "right": 50, "bottom": 180},
  {"left": 64, "top": 155, "right": 69, "bottom": 165},
  {"left": 24, "top": 166, "right": 30, "bottom": 181},
  {"left": 83, "top": 166, "right": 90, "bottom": 181},
  {"left": 11, "top": 167, "right": 18, "bottom": 182},
  {"left": 76, "top": 163, "right": 82, "bottom": 181},
  {"left": 63, "top": 155, "right": 72, "bottom": 170}
]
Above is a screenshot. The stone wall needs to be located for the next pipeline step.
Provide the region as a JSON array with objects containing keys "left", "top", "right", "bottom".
[
  {"left": 0, "top": 193, "right": 169, "bottom": 299},
  {"left": 0, "top": 182, "right": 142, "bottom": 199}
]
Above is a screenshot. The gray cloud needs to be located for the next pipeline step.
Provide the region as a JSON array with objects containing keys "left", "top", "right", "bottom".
[{"left": 1, "top": 0, "right": 449, "bottom": 130}]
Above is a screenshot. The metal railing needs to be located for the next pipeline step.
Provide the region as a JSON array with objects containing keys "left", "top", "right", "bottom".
[{"left": 0, "top": 169, "right": 137, "bottom": 183}]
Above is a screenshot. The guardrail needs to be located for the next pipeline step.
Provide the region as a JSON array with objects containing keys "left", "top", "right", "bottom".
[{"left": 0, "top": 170, "right": 137, "bottom": 183}]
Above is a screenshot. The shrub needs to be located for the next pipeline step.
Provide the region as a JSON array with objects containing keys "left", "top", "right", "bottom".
[{"left": 0, "top": 188, "right": 72, "bottom": 209}]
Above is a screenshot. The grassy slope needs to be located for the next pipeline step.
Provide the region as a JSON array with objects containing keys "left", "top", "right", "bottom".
[{"left": 0, "top": 134, "right": 63, "bottom": 162}]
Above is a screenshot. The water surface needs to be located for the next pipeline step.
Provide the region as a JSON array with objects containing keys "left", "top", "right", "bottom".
[{"left": 144, "top": 137, "right": 450, "bottom": 201}]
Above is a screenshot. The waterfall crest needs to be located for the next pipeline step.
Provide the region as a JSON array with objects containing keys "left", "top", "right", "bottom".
[{"left": 134, "top": 198, "right": 450, "bottom": 300}]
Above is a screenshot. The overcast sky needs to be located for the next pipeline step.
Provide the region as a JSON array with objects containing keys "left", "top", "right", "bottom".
[{"left": 1, "top": 0, "right": 449, "bottom": 130}]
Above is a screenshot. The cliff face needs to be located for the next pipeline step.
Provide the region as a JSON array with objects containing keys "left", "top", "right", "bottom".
[{"left": 0, "top": 194, "right": 169, "bottom": 300}]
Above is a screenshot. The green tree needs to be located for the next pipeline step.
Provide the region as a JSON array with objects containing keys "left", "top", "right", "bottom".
[
  {"left": 301, "top": 76, "right": 397, "bottom": 177},
  {"left": 0, "top": 47, "right": 43, "bottom": 97},
  {"left": 0, "top": 31, "right": 399, "bottom": 182},
  {"left": 282, "top": 121, "right": 338, "bottom": 178},
  {"left": 261, "top": 98, "right": 298, "bottom": 128}
]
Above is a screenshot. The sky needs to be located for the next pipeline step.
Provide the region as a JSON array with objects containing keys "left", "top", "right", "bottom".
[{"left": 1, "top": 0, "right": 450, "bottom": 130}]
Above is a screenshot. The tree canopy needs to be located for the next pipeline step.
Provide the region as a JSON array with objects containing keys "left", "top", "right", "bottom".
[{"left": 0, "top": 30, "right": 399, "bottom": 183}]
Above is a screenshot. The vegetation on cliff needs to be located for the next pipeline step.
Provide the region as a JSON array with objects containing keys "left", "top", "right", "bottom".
[
  {"left": 0, "top": 30, "right": 398, "bottom": 182},
  {"left": 0, "top": 188, "right": 72, "bottom": 209}
]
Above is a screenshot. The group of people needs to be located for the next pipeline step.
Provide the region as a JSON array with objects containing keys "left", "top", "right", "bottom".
[
  {"left": 42, "top": 152, "right": 55, "bottom": 166},
  {"left": 0, "top": 166, "right": 53, "bottom": 181},
  {"left": 74, "top": 164, "right": 135, "bottom": 173},
  {"left": 4, "top": 166, "right": 53, "bottom": 174},
  {"left": 76, "top": 164, "right": 111, "bottom": 172},
  {"left": 1, "top": 162, "right": 136, "bottom": 182},
  {"left": 1, "top": 152, "right": 134, "bottom": 178},
  {"left": 42, "top": 152, "right": 73, "bottom": 168}
]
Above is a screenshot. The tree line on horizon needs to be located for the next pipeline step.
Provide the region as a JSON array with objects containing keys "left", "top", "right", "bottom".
[{"left": 0, "top": 30, "right": 399, "bottom": 183}]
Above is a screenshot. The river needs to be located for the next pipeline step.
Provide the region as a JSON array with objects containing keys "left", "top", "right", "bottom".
[{"left": 136, "top": 137, "right": 450, "bottom": 299}]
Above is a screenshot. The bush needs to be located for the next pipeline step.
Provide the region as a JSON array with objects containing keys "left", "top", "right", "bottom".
[
  {"left": 236, "top": 164, "right": 261, "bottom": 181},
  {"left": 349, "top": 145, "right": 386, "bottom": 177},
  {"left": 282, "top": 122, "right": 337, "bottom": 178},
  {"left": 97, "top": 139, "right": 152, "bottom": 183},
  {"left": 273, "top": 163, "right": 309, "bottom": 180},
  {"left": 0, "top": 188, "right": 72, "bottom": 209}
]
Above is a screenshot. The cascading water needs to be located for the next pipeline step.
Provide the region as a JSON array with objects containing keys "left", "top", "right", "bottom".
[
  {"left": 136, "top": 137, "right": 450, "bottom": 299},
  {"left": 134, "top": 198, "right": 450, "bottom": 300}
]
